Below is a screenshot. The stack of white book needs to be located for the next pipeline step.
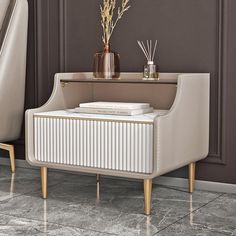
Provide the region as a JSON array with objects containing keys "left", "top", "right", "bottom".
[{"left": 75, "top": 102, "right": 154, "bottom": 116}]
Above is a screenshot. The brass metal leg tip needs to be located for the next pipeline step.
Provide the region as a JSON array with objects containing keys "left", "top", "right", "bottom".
[
  {"left": 10, "top": 164, "right": 16, "bottom": 173},
  {"left": 144, "top": 209, "right": 151, "bottom": 216}
]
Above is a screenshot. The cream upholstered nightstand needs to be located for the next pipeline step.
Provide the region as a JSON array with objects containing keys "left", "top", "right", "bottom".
[{"left": 26, "top": 72, "right": 210, "bottom": 215}]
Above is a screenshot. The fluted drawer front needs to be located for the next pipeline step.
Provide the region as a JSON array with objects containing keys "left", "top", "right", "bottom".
[{"left": 34, "top": 117, "right": 153, "bottom": 173}]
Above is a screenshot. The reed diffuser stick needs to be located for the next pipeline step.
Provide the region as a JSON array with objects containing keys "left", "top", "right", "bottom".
[
  {"left": 152, "top": 40, "right": 157, "bottom": 61},
  {"left": 142, "top": 41, "right": 149, "bottom": 60},
  {"left": 138, "top": 41, "right": 148, "bottom": 59},
  {"left": 137, "top": 40, "right": 158, "bottom": 62},
  {"left": 147, "top": 42, "right": 150, "bottom": 59}
]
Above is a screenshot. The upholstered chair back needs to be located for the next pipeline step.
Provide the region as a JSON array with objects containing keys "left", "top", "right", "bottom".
[
  {"left": 0, "top": 0, "right": 10, "bottom": 30},
  {"left": 0, "top": 0, "right": 28, "bottom": 142}
]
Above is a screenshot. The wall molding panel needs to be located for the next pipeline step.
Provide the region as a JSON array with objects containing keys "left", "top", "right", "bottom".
[
  {"left": 204, "top": 0, "right": 228, "bottom": 165},
  {"left": 4, "top": 0, "right": 235, "bottom": 184}
]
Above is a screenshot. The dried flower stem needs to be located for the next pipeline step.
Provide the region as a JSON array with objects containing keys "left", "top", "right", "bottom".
[{"left": 100, "top": 0, "right": 131, "bottom": 45}]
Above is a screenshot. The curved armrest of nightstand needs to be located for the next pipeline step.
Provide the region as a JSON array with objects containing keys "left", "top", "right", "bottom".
[
  {"left": 25, "top": 74, "right": 94, "bottom": 166},
  {"left": 151, "top": 73, "right": 210, "bottom": 177}
]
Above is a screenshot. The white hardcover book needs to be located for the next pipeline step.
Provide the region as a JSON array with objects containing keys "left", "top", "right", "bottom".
[
  {"left": 79, "top": 102, "right": 150, "bottom": 110},
  {"left": 74, "top": 107, "right": 154, "bottom": 116}
]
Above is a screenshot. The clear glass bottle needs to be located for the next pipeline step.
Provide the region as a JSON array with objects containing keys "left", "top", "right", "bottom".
[{"left": 143, "top": 61, "right": 159, "bottom": 80}]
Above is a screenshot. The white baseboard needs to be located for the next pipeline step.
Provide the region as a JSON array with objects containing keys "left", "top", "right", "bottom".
[{"left": 1, "top": 157, "right": 236, "bottom": 194}]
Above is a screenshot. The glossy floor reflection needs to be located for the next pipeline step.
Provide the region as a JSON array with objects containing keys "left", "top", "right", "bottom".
[{"left": 0, "top": 165, "right": 235, "bottom": 235}]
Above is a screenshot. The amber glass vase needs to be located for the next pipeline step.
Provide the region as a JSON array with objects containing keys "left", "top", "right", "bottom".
[{"left": 93, "top": 44, "right": 120, "bottom": 79}]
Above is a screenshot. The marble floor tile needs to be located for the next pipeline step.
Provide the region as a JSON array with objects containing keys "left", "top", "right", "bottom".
[
  {"left": 0, "top": 213, "right": 111, "bottom": 236},
  {"left": 183, "top": 193, "right": 236, "bottom": 233},
  {"left": 0, "top": 172, "right": 222, "bottom": 235},
  {"left": 0, "top": 165, "right": 235, "bottom": 236},
  {"left": 0, "top": 195, "right": 157, "bottom": 235},
  {"left": 157, "top": 217, "right": 235, "bottom": 236},
  {"left": 157, "top": 193, "right": 236, "bottom": 235},
  {"left": 0, "top": 167, "right": 68, "bottom": 202},
  {"left": 0, "top": 173, "right": 39, "bottom": 201}
]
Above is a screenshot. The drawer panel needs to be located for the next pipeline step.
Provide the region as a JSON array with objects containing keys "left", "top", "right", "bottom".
[{"left": 34, "top": 117, "right": 153, "bottom": 173}]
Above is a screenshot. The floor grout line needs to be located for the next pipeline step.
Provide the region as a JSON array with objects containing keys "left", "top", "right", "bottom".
[{"left": 154, "top": 193, "right": 225, "bottom": 235}]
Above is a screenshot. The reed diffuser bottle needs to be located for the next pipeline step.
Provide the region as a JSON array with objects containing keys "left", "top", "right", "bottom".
[{"left": 138, "top": 40, "right": 159, "bottom": 80}]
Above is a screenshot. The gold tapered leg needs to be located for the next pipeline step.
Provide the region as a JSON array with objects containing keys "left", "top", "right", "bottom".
[
  {"left": 0, "top": 143, "right": 15, "bottom": 173},
  {"left": 9, "top": 146, "right": 15, "bottom": 173},
  {"left": 41, "top": 167, "right": 48, "bottom": 199},
  {"left": 144, "top": 179, "right": 152, "bottom": 215},
  {"left": 189, "top": 162, "right": 196, "bottom": 193}
]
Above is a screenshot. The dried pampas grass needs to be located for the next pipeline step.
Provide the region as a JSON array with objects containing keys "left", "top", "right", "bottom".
[{"left": 100, "top": 0, "right": 131, "bottom": 45}]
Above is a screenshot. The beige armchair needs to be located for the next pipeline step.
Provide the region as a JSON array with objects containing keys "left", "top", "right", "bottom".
[{"left": 0, "top": 0, "right": 28, "bottom": 172}]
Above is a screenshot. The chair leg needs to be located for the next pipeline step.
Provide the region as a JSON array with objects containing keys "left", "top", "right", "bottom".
[
  {"left": 0, "top": 143, "right": 15, "bottom": 173},
  {"left": 189, "top": 162, "right": 196, "bottom": 193},
  {"left": 41, "top": 167, "right": 48, "bottom": 199},
  {"left": 9, "top": 145, "right": 15, "bottom": 173},
  {"left": 144, "top": 179, "right": 152, "bottom": 215}
]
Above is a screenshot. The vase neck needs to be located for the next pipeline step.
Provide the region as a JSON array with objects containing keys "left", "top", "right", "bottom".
[{"left": 104, "top": 44, "right": 110, "bottom": 53}]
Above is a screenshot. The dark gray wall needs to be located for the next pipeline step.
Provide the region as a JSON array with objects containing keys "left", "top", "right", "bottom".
[{"left": 2, "top": 0, "right": 235, "bottom": 184}]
